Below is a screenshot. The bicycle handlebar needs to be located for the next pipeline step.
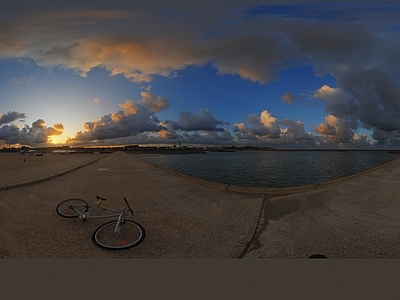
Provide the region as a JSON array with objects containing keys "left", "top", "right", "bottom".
[{"left": 124, "top": 197, "right": 134, "bottom": 215}]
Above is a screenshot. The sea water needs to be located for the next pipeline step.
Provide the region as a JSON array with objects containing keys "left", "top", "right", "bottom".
[{"left": 141, "top": 151, "right": 399, "bottom": 188}]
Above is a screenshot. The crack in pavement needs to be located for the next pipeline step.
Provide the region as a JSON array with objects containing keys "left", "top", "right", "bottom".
[
  {"left": 238, "top": 194, "right": 270, "bottom": 258},
  {"left": 239, "top": 193, "right": 302, "bottom": 258}
]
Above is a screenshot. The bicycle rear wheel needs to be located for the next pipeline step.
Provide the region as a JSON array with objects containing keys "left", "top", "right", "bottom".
[
  {"left": 56, "top": 198, "right": 88, "bottom": 218},
  {"left": 92, "top": 220, "right": 145, "bottom": 250}
]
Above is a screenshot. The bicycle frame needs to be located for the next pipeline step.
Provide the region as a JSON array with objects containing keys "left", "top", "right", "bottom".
[
  {"left": 58, "top": 196, "right": 144, "bottom": 249},
  {"left": 81, "top": 203, "right": 126, "bottom": 235},
  {"left": 68, "top": 197, "right": 129, "bottom": 223}
]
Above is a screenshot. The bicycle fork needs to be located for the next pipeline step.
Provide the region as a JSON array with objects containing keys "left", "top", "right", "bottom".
[{"left": 114, "top": 213, "right": 125, "bottom": 235}]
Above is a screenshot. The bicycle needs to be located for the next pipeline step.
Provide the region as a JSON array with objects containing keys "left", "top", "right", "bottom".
[{"left": 56, "top": 195, "right": 145, "bottom": 250}]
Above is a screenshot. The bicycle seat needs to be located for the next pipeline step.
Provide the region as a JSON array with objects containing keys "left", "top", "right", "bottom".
[{"left": 96, "top": 196, "right": 107, "bottom": 201}]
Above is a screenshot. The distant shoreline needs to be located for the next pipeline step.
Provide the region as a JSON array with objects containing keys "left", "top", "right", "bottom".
[{"left": 1, "top": 144, "right": 399, "bottom": 155}]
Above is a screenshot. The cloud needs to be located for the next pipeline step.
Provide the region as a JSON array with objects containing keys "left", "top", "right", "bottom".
[
  {"left": 29, "top": 120, "right": 64, "bottom": 144},
  {"left": 46, "top": 123, "right": 64, "bottom": 136},
  {"left": 234, "top": 110, "right": 280, "bottom": 140},
  {"left": 313, "top": 67, "right": 400, "bottom": 145},
  {"left": 158, "top": 122, "right": 179, "bottom": 140},
  {"left": 235, "top": 110, "right": 281, "bottom": 139},
  {"left": 185, "top": 130, "right": 234, "bottom": 144},
  {"left": 155, "top": 109, "right": 232, "bottom": 143},
  {"left": 371, "top": 128, "right": 400, "bottom": 147},
  {"left": 2, "top": 2, "right": 400, "bottom": 147},
  {"left": 168, "top": 109, "right": 227, "bottom": 132},
  {"left": 67, "top": 91, "right": 173, "bottom": 143},
  {"left": 0, "top": 117, "right": 64, "bottom": 145},
  {"left": 352, "top": 133, "right": 371, "bottom": 147},
  {"left": 139, "top": 92, "right": 170, "bottom": 113},
  {"left": 233, "top": 110, "right": 321, "bottom": 147},
  {"left": 69, "top": 105, "right": 164, "bottom": 142},
  {"left": 92, "top": 97, "right": 101, "bottom": 105},
  {"left": 314, "top": 115, "right": 356, "bottom": 144},
  {"left": 68, "top": 93, "right": 169, "bottom": 143},
  {"left": 281, "top": 92, "right": 295, "bottom": 105},
  {"left": 2, "top": 3, "right": 398, "bottom": 83},
  {"left": 5, "top": 76, "right": 34, "bottom": 87},
  {"left": 335, "top": 67, "right": 400, "bottom": 133},
  {"left": 0, "top": 111, "right": 27, "bottom": 125},
  {"left": 0, "top": 124, "right": 24, "bottom": 145},
  {"left": 279, "top": 119, "right": 315, "bottom": 143},
  {"left": 4, "top": 1, "right": 392, "bottom": 85},
  {"left": 314, "top": 85, "right": 358, "bottom": 125},
  {"left": 68, "top": 102, "right": 232, "bottom": 145}
]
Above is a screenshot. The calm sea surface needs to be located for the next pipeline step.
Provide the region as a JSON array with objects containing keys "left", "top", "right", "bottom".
[{"left": 141, "top": 151, "right": 399, "bottom": 188}]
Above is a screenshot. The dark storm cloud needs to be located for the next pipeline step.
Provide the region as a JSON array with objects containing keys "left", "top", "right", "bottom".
[
  {"left": 4, "top": 0, "right": 389, "bottom": 85},
  {"left": 0, "top": 124, "right": 25, "bottom": 145},
  {"left": 157, "top": 110, "right": 233, "bottom": 144},
  {"left": 279, "top": 119, "right": 314, "bottom": 142},
  {"left": 69, "top": 104, "right": 164, "bottom": 142},
  {"left": 183, "top": 130, "right": 234, "bottom": 144},
  {"left": 313, "top": 66, "right": 400, "bottom": 146},
  {"left": 169, "top": 109, "right": 226, "bottom": 132},
  {"left": 336, "top": 67, "right": 400, "bottom": 132},
  {"left": 0, "top": 111, "right": 26, "bottom": 125},
  {"left": 0, "top": 117, "right": 64, "bottom": 145}
]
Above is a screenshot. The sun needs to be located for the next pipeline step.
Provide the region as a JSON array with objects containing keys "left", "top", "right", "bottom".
[{"left": 48, "top": 134, "right": 67, "bottom": 145}]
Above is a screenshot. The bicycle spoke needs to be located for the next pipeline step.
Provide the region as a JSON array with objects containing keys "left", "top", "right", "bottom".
[
  {"left": 56, "top": 199, "right": 88, "bottom": 218},
  {"left": 92, "top": 220, "right": 145, "bottom": 250}
]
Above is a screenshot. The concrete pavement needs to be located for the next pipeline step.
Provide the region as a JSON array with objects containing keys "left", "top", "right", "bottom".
[
  {"left": 244, "top": 156, "right": 400, "bottom": 258},
  {"left": 0, "top": 151, "right": 262, "bottom": 258},
  {"left": 1, "top": 150, "right": 400, "bottom": 258},
  {"left": 0, "top": 152, "right": 108, "bottom": 190}
]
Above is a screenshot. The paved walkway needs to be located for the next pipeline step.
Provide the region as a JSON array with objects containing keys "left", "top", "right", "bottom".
[
  {"left": 1, "top": 150, "right": 400, "bottom": 258},
  {"left": 0, "top": 152, "right": 107, "bottom": 190},
  {"left": 244, "top": 156, "right": 400, "bottom": 258},
  {"left": 0, "top": 151, "right": 262, "bottom": 258}
]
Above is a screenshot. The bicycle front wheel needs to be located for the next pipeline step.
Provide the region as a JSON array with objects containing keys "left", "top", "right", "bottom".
[
  {"left": 56, "top": 198, "right": 88, "bottom": 218},
  {"left": 92, "top": 220, "right": 145, "bottom": 250}
]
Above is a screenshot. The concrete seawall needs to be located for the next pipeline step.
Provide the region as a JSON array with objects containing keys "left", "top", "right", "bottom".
[
  {"left": 135, "top": 154, "right": 400, "bottom": 195},
  {"left": 320, "top": 157, "right": 400, "bottom": 188}
]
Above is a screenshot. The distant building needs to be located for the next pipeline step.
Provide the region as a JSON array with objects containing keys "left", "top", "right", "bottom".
[
  {"left": 52, "top": 150, "right": 77, "bottom": 154},
  {"left": 124, "top": 145, "right": 139, "bottom": 151}
]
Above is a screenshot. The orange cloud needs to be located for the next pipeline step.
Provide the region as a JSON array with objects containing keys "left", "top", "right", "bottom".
[
  {"left": 139, "top": 92, "right": 170, "bottom": 113},
  {"left": 260, "top": 110, "right": 278, "bottom": 129},
  {"left": 314, "top": 85, "right": 336, "bottom": 99},
  {"left": 119, "top": 100, "right": 139, "bottom": 115},
  {"left": 314, "top": 115, "right": 354, "bottom": 143},
  {"left": 46, "top": 123, "right": 64, "bottom": 136}
]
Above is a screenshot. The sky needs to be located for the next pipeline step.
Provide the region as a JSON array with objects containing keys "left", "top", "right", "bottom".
[{"left": 1, "top": 0, "right": 400, "bottom": 149}]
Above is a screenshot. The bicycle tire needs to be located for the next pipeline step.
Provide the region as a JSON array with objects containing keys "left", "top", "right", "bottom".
[
  {"left": 56, "top": 198, "right": 89, "bottom": 218},
  {"left": 92, "top": 220, "right": 145, "bottom": 250}
]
